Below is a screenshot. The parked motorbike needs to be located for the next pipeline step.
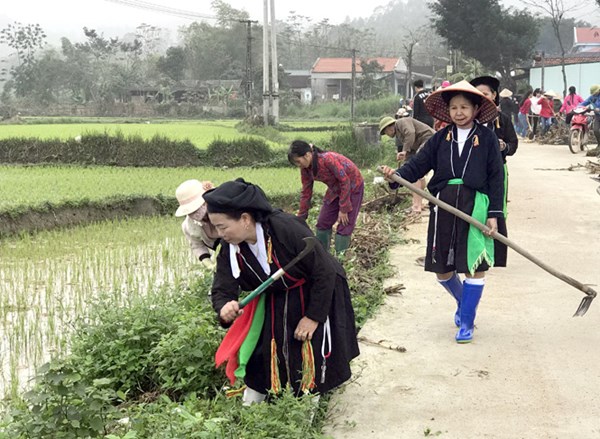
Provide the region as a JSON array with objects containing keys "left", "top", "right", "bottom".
[{"left": 569, "top": 106, "right": 595, "bottom": 154}]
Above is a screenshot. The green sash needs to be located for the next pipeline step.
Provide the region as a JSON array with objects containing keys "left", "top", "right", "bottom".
[
  {"left": 234, "top": 294, "right": 266, "bottom": 380},
  {"left": 447, "top": 179, "right": 495, "bottom": 274}
]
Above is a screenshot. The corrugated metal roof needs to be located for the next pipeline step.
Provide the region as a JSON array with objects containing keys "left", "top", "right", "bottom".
[{"left": 311, "top": 57, "right": 400, "bottom": 73}]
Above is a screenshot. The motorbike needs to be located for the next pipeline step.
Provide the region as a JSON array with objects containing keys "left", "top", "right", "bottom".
[{"left": 569, "top": 106, "right": 595, "bottom": 154}]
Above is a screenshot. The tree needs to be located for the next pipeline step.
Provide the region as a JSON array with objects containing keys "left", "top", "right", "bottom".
[
  {"left": 0, "top": 22, "right": 47, "bottom": 98},
  {"left": 0, "top": 22, "right": 46, "bottom": 67},
  {"left": 401, "top": 28, "right": 429, "bottom": 98},
  {"left": 521, "top": 0, "right": 582, "bottom": 95},
  {"left": 357, "top": 60, "right": 386, "bottom": 99},
  {"left": 157, "top": 47, "right": 186, "bottom": 82},
  {"left": 430, "top": 0, "right": 539, "bottom": 88}
]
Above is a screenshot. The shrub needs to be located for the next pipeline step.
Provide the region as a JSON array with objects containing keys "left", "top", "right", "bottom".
[
  {"left": 324, "top": 125, "right": 390, "bottom": 168},
  {"left": 0, "top": 132, "right": 202, "bottom": 167},
  {"left": 152, "top": 308, "right": 224, "bottom": 398},
  {"left": 6, "top": 359, "right": 120, "bottom": 438},
  {"left": 203, "top": 136, "right": 274, "bottom": 167}
]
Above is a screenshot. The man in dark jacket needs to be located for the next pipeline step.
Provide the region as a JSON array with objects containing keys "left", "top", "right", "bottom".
[{"left": 411, "top": 79, "right": 434, "bottom": 128}]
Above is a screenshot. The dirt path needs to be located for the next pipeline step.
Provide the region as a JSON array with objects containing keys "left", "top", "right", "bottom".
[{"left": 325, "top": 142, "right": 600, "bottom": 438}]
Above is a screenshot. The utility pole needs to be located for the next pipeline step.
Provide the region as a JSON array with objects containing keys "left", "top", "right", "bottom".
[
  {"left": 269, "top": 0, "right": 279, "bottom": 124},
  {"left": 351, "top": 48, "right": 356, "bottom": 121},
  {"left": 541, "top": 51, "right": 546, "bottom": 91},
  {"left": 239, "top": 19, "right": 257, "bottom": 118},
  {"left": 262, "top": 0, "right": 270, "bottom": 125}
]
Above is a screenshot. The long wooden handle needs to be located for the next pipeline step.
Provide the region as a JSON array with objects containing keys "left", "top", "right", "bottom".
[{"left": 377, "top": 166, "right": 597, "bottom": 304}]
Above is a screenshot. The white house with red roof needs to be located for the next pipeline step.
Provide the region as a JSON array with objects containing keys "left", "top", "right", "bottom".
[{"left": 309, "top": 57, "right": 429, "bottom": 101}]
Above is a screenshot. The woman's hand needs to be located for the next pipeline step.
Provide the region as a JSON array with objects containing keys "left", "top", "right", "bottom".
[
  {"left": 396, "top": 151, "right": 407, "bottom": 162},
  {"left": 380, "top": 165, "right": 397, "bottom": 182},
  {"left": 485, "top": 217, "right": 498, "bottom": 237},
  {"left": 337, "top": 211, "right": 349, "bottom": 226},
  {"left": 498, "top": 139, "right": 507, "bottom": 151},
  {"left": 220, "top": 300, "right": 243, "bottom": 323},
  {"left": 294, "top": 317, "right": 319, "bottom": 342}
]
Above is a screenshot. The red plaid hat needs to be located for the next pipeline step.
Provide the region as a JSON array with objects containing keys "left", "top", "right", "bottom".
[{"left": 424, "top": 80, "right": 498, "bottom": 124}]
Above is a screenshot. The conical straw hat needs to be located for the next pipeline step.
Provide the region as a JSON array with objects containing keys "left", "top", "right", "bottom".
[{"left": 424, "top": 80, "right": 498, "bottom": 124}]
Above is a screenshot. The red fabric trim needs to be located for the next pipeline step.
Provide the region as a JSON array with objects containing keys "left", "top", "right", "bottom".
[{"left": 215, "top": 296, "right": 260, "bottom": 385}]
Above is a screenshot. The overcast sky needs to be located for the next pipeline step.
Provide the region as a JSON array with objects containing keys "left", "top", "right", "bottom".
[{"left": 1, "top": 0, "right": 599, "bottom": 45}]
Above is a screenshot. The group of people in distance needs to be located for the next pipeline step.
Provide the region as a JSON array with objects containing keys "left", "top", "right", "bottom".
[
  {"left": 515, "top": 84, "right": 600, "bottom": 150},
  {"left": 170, "top": 74, "right": 595, "bottom": 406}
]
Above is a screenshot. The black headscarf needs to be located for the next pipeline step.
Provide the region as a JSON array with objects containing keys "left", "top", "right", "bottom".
[
  {"left": 204, "top": 178, "right": 274, "bottom": 216},
  {"left": 470, "top": 76, "right": 500, "bottom": 105}
]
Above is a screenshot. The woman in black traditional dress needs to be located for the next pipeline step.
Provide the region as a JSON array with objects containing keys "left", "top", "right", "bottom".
[
  {"left": 205, "top": 178, "right": 359, "bottom": 405},
  {"left": 382, "top": 81, "right": 505, "bottom": 343},
  {"left": 470, "top": 75, "right": 519, "bottom": 270}
]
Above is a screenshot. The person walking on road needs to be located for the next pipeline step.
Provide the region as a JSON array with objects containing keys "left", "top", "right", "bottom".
[
  {"left": 379, "top": 108, "right": 435, "bottom": 214},
  {"left": 412, "top": 79, "right": 434, "bottom": 128},
  {"left": 381, "top": 81, "right": 505, "bottom": 343},
  {"left": 560, "top": 86, "right": 584, "bottom": 125},
  {"left": 517, "top": 91, "right": 532, "bottom": 139},
  {"left": 470, "top": 76, "right": 518, "bottom": 269},
  {"left": 529, "top": 88, "right": 542, "bottom": 140}
]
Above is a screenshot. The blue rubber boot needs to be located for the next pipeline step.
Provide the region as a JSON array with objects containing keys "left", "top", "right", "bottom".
[
  {"left": 438, "top": 273, "right": 463, "bottom": 327},
  {"left": 455, "top": 280, "right": 484, "bottom": 344},
  {"left": 315, "top": 229, "right": 332, "bottom": 252}
]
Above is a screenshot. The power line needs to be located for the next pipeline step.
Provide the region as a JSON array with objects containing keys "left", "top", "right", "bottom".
[{"left": 103, "top": 0, "right": 220, "bottom": 21}]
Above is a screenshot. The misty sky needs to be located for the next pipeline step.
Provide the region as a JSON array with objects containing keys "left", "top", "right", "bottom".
[{"left": 1, "top": 0, "right": 599, "bottom": 45}]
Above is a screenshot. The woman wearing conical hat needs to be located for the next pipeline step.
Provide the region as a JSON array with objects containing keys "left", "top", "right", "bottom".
[{"left": 382, "top": 80, "right": 505, "bottom": 343}]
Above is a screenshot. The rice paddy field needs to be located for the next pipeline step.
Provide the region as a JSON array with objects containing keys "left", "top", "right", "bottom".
[
  {"left": 0, "top": 165, "right": 320, "bottom": 211},
  {"left": 0, "top": 119, "right": 337, "bottom": 149},
  {"left": 0, "top": 216, "right": 193, "bottom": 397},
  {"left": 0, "top": 119, "right": 339, "bottom": 399}
]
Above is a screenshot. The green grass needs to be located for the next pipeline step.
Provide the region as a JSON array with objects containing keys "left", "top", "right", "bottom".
[
  {"left": 0, "top": 165, "right": 324, "bottom": 211},
  {"left": 0, "top": 119, "right": 339, "bottom": 150}
]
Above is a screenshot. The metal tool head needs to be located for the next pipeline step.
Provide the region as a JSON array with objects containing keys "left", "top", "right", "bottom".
[
  {"left": 573, "top": 292, "right": 596, "bottom": 317},
  {"left": 282, "top": 236, "right": 318, "bottom": 272}
]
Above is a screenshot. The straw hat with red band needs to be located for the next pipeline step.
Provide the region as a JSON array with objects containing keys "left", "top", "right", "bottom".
[
  {"left": 424, "top": 80, "right": 498, "bottom": 124},
  {"left": 175, "top": 179, "right": 209, "bottom": 217}
]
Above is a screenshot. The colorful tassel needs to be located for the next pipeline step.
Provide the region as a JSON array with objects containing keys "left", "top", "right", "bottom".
[
  {"left": 473, "top": 135, "right": 479, "bottom": 147},
  {"left": 270, "top": 338, "right": 282, "bottom": 394},
  {"left": 445, "top": 131, "right": 451, "bottom": 141},
  {"left": 267, "top": 236, "right": 273, "bottom": 264},
  {"left": 300, "top": 339, "right": 316, "bottom": 393},
  {"left": 225, "top": 385, "right": 246, "bottom": 398}
]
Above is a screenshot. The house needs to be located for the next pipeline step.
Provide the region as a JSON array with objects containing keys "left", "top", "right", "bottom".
[
  {"left": 572, "top": 27, "right": 600, "bottom": 53},
  {"left": 528, "top": 28, "right": 600, "bottom": 97},
  {"left": 284, "top": 70, "right": 312, "bottom": 104},
  {"left": 309, "top": 57, "right": 430, "bottom": 101}
]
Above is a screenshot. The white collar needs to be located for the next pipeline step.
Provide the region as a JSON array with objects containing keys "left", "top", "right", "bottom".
[{"left": 229, "top": 222, "right": 271, "bottom": 279}]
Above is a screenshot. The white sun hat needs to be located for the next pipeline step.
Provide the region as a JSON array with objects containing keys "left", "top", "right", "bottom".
[{"left": 175, "top": 179, "right": 208, "bottom": 217}]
